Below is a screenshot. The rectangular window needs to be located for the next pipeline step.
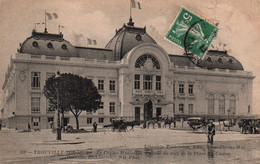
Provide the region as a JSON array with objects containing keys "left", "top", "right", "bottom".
[
  {"left": 109, "top": 80, "right": 115, "bottom": 91},
  {"left": 134, "top": 74, "right": 140, "bottom": 89},
  {"left": 87, "top": 118, "right": 92, "bottom": 124},
  {"left": 99, "top": 102, "right": 104, "bottom": 109},
  {"left": 173, "top": 82, "right": 175, "bottom": 95},
  {"left": 47, "top": 117, "right": 54, "bottom": 123},
  {"left": 99, "top": 118, "right": 104, "bottom": 123},
  {"left": 46, "top": 72, "right": 55, "bottom": 80},
  {"left": 179, "top": 104, "right": 184, "bottom": 113},
  {"left": 46, "top": 99, "right": 54, "bottom": 112},
  {"left": 156, "top": 76, "right": 161, "bottom": 91},
  {"left": 143, "top": 75, "right": 152, "bottom": 90},
  {"left": 188, "top": 84, "right": 193, "bottom": 94},
  {"left": 31, "top": 72, "right": 41, "bottom": 90},
  {"left": 109, "top": 102, "right": 115, "bottom": 113},
  {"left": 98, "top": 80, "right": 104, "bottom": 91},
  {"left": 31, "top": 97, "right": 40, "bottom": 113},
  {"left": 188, "top": 104, "right": 193, "bottom": 114},
  {"left": 179, "top": 84, "right": 184, "bottom": 94},
  {"left": 32, "top": 117, "right": 40, "bottom": 126}
]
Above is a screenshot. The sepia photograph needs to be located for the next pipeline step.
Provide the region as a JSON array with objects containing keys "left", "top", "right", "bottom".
[{"left": 0, "top": 0, "right": 259, "bottom": 163}]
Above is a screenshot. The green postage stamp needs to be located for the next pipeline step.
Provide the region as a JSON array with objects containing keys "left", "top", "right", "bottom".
[{"left": 165, "top": 7, "right": 218, "bottom": 59}]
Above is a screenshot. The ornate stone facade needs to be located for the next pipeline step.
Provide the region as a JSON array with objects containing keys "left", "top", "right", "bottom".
[{"left": 1, "top": 21, "right": 254, "bottom": 130}]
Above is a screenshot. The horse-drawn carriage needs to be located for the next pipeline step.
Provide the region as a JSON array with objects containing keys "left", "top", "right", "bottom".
[
  {"left": 104, "top": 118, "right": 140, "bottom": 132},
  {"left": 187, "top": 117, "right": 208, "bottom": 131},
  {"left": 238, "top": 119, "right": 260, "bottom": 134}
]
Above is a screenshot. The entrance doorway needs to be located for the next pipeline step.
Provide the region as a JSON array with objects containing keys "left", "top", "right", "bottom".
[
  {"left": 156, "top": 107, "right": 161, "bottom": 120},
  {"left": 135, "top": 107, "right": 140, "bottom": 121},
  {"left": 63, "top": 118, "right": 69, "bottom": 126},
  {"left": 144, "top": 100, "right": 153, "bottom": 121}
]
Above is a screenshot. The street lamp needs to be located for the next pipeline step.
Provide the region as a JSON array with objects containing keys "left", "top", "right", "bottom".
[{"left": 55, "top": 71, "right": 61, "bottom": 140}]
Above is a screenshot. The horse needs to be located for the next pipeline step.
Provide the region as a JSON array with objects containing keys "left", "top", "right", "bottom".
[{"left": 162, "top": 118, "right": 175, "bottom": 129}]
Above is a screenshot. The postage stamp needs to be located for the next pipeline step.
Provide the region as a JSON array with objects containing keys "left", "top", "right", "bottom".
[{"left": 165, "top": 7, "right": 218, "bottom": 59}]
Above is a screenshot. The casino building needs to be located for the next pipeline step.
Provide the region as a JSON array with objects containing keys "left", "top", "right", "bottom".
[{"left": 1, "top": 18, "right": 254, "bottom": 130}]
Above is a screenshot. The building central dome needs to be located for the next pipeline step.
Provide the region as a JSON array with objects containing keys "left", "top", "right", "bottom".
[{"left": 105, "top": 19, "right": 156, "bottom": 60}]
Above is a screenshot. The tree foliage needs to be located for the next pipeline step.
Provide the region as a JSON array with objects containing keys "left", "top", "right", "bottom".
[{"left": 43, "top": 73, "right": 102, "bottom": 129}]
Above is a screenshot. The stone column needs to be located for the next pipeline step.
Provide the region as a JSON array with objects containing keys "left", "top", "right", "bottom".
[{"left": 140, "top": 106, "right": 144, "bottom": 120}]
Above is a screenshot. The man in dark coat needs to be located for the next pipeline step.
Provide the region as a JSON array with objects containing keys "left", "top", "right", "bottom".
[
  {"left": 207, "top": 121, "right": 215, "bottom": 145},
  {"left": 93, "top": 122, "right": 97, "bottom": 133}
]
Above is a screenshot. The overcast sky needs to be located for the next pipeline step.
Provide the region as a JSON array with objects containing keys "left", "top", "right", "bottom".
[{"left": 0, "top": 0, "right": 259, "bottom": 114}]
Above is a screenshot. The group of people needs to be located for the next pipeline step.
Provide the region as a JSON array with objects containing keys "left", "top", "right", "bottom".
[{"left": 239, "top": 119, "right": 260, "bottom": 134}]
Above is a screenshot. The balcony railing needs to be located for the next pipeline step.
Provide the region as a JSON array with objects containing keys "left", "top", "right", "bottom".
[
  {"left": 188, "top": 93, "right": 195, "bottom": 98},
  {"left": 133, "top": 89, "right": 164, "bottom": 95},
  {"left": 110, "top": 112, "right": 116, "bottom": 115},
  {"left": 31, "top": 110, "right": 40, "bottom": 114},
  {"left": 46, "top": 110, "right": 55, "bottom": 114},
  {"left": 178, "top": 93, "right": 185, "bottom": 98}
]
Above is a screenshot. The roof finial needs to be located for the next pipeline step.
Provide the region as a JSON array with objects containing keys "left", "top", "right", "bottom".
[
  {"left": 128, "top": 0, "right": 134, "bottom": 26},
  {"left": 127, "top": 17, "right": 134, "bottom": 26}
]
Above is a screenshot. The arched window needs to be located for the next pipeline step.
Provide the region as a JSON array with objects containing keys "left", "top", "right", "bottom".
[
  {"left": 47, "top": 42, "right": 53, "bottom": 49},
  {"left": 32, "top": 41, "right": 38, "bottom": 47},
  {"left": 135, "top": 54, "right": 160, "bottom": 69},
  {"left": 229, "top": 95, "right": 236, "bottom": 114},
  {"left": 208, "top": 94, "right": 214, "bottom": 114},
  {"left": 61, "top": 44, "right": 67, "bottom": 50},
  {"left": 219, "top": 95, "right": 225, "bottom": 114}
]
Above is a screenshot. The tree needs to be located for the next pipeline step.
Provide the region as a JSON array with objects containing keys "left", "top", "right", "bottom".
[
  {"left": 44, "top": 74, "right": 69, "bottom": 126},
  {"left": 43, "top": 73, "right": 102, "bottom": 130}
]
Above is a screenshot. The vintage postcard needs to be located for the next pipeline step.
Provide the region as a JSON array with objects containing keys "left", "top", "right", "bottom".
[{"left": 0, "top": 0, "right": 259, "bottom": 163}]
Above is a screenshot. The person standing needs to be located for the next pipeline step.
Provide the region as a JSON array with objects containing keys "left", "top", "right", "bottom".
[
  {"left": 93, "top": 122, "right": 97, "bottom": 133},
  {"left": 28, "top": 123, "right": 31, "bottom": 131},
  {"left": 207, "top": 121, "right": 215, "bottom": 145}
]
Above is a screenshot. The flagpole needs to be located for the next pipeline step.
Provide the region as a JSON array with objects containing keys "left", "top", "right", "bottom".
[
  {"left": 44, "top": 10, "right": 47, "bottom": 33},
  {"left": 130, "top": 0, "right": 132, "bottom": 19}
]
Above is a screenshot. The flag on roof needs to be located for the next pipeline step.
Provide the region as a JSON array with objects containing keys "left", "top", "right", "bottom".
[
  {"left": 46, "top": 12, "right": 58, "bottom": 20},
  {"left": 137, "top": 2, "right": 141, "bottom": 9},
  {"left": 87, "top": 38, "right": 92, "bottom": 45},
  {"left": 46, "top": 12, "right": 52, "bottom": 20},
  {"left": 131, "top": 0, "right": 136, "bottom": 8},
  {"left": 53, "top": 13, "right": 58, "bottom": 19}
]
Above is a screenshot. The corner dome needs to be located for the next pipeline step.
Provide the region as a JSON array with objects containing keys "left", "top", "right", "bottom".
[
  {"left": 19, "top": 30, "right": 78, "bottom": 57},
  {"left": 197, "top": 50, "right": 243, "bottom": 70},
  {"left": 105, "top": 19, "right": 156, "bottom": 60}
]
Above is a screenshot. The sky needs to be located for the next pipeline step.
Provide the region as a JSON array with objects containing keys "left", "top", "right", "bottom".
[{"left": 0, "top": 0, "right": 259, "bottom": 114}]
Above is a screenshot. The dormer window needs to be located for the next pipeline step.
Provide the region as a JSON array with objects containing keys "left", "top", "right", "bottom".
[
  {"left": 218, "top": 58, "right": 222, "bottom": 63},
  {"left": 61, "top": 44, "right": 67, "bottom": 50},
  {"left": 207, "top": 57, "right": 212, "bottom": 62},
  {"left": 136, "top": 34, "right": 142, "bottom": 41},
  {"left": 228, "top": 59, "right": 233, "bottom": 64},
  {"left": 32, "top": 41, "right": 38, "bottom": 47},
  {"left": 47, "top": 42, "right": 53, "bottom": 49}
]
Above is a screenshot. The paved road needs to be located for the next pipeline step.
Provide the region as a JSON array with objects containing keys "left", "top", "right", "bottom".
[{"left": 0, "top": 128, "right": 259, "bottom": 163}]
